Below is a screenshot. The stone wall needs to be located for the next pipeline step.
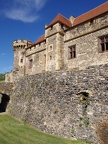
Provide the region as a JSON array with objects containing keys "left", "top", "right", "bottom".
[
  {"left": 7, "top": 64, "right": 108, "bottom": 143},
  {"left": 0, "top": 82, "right": 13, "bottom": 95},
  {"left": 5, "top": 72, "right": 13, "bottom": 82},
  {"left": 26, "top": 49, "right": 46, "bottom": 75},
  {"left": 64, "top": 13, "right": 108, "bottom": 41},
  {"left": 5, "top": 70, "right": 21, "bottom": 82},
  {"left": 64, "top": 12, "right": 108, "bottom": 70},
  {"left": 10, "top": 11, "right": 108, "bottom": 80},
  {"left": 64, "top": 27, "right": 108, "bottom": 70}
]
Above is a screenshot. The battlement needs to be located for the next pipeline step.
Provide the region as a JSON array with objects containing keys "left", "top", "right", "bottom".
[{"left": 13, "top": 39, "right": 33, "bottom": 50}]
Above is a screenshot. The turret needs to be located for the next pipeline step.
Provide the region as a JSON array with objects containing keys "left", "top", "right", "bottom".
[
  {"left": 45, "top": 14, "right": 72, "bottom": 71},
  {"left": 13, "top": 39, "right": 33, "bottom": 76},
  {"left": 13, "top": 39, "right": 32, "bottom": 50}
]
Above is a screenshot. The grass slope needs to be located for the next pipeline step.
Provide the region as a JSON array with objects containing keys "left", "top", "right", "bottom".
[{"left": 0, "top": 114, "right": 89, "bottom": 144}]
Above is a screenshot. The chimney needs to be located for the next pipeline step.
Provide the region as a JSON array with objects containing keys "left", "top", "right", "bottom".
[{"left": 69, "top": 16, "right": 75, "bottom": 26}]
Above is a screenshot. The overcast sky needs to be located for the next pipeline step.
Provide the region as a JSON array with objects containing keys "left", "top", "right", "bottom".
[{"left": 0, "top": 0, "right": 107, "bottom": 73}]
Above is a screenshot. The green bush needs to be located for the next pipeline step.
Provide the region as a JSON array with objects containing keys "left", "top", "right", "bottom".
[{"left": 0, "top": 73, "right": 5, "bottom": 81}]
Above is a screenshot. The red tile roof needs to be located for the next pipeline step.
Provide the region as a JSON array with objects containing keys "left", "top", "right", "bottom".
[
  {"left": 46, "top": 13, "right": 72, "bottom": 29},
  {"left": 73, "top": 2, "right": 108, "bottom": 26},
  {"left": 28, "top": 2, "right": 108, "bottom": 46},
  {"left": 36, "top": 35, "right": 46, "bottom": 44}
]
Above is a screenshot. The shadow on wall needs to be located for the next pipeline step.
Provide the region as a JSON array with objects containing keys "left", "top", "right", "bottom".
[{"left": 0, "top": 93, "right": 10, "bottom": 113}]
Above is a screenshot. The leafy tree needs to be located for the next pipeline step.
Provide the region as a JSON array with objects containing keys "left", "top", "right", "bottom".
[{"left": 0, "top": 73, "right": 5, "bottom": 81}]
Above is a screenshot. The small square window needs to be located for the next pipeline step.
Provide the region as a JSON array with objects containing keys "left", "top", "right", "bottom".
[
  {"left": 49, "top": 44, "right": 53, "bottom": 52},
  {"left": 50, "top": 45, "right": 52, "bottom": 50},
  {"left": 50, "top": 55, "right": 52, "bottom": 60},
  {"left": 99, "top": 35, "right": 108, "bottom": 52},
  {"left": 69, "top": 45, "right": 76, "bottom": 59}
]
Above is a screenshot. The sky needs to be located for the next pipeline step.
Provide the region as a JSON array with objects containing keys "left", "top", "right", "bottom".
[{"left": 0, "top": 0, "right": 107, "bottom": 73}]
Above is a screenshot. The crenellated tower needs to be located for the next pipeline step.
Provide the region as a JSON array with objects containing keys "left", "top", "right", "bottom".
[{"left": 13, "top": 39, "right": 33, "bottom": 76}]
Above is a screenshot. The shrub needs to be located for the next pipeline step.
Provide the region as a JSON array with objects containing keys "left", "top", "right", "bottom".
[{"left": 0, "top": 73, "right": 5, "bottom": 81}]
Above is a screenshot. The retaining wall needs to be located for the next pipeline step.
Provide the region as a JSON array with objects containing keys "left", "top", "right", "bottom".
[{"left": 7, "top": 64, "right": 108, "bottom": 143}]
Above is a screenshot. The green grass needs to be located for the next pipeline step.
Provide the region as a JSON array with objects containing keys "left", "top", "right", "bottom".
[{"left": 0, "top": 114, "right": 89, "bottom": 144}]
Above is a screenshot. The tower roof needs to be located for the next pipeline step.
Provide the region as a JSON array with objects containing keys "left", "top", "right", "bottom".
[{"left": 46, "top": 13, "right": 72, "bottom": 29}]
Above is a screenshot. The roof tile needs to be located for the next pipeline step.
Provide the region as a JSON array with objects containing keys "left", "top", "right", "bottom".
[
  {"left": 73, "top": 2, "right": 108, "bottom": 26},
  {"left": 36, "top": 35, "right": 46, "bottom": 44},
  {"left": 47, "top": 13, "right": 72, "bottom": 28}
]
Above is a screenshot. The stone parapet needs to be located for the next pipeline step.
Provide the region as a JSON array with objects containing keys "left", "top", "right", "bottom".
[
  {"left": 26, "top": 42, "right": 46, "bottom": 57},
  {"left": 45, "top": 23, "right": 64, "bottom": 38},
  {"left": 64, "top": 13, "right": 108, "bottom": 42}
]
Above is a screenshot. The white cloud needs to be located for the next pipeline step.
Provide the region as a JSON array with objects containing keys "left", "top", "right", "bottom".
[
  {"left": 35, "top": 0, "right": 48, "bottom": 11},
  {"left": 5, "top": 9, "right": 38, "bottom": 23},
  {"left": 2, "top": 0, "right": 48, "bottom": 22}
]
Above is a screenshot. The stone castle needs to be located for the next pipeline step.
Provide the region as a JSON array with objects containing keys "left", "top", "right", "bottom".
[
  {"left": 5, "top": 2, "right": 108, "bottom": 82},
  {"left": 1, "top": 2, "right": 108, "bottom": 143}
]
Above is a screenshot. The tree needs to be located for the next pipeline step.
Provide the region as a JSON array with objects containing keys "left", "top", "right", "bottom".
[{"left": 0, "top": 74, "right": 5, "bottom": 81}]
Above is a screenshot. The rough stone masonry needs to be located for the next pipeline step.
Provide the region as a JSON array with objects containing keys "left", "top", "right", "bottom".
[{"left": 7, "top": 64, "right": 108, "bottom": 144}]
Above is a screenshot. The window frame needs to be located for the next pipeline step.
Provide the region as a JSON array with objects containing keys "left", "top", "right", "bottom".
[
  {"left": 99, "top": 35, "right": 108, "bottom": 53},
  {"left": 68, "top": 45, "right": 76, "bottom": 59},
  {"left": 49, "top": 55, "right": 52, "bottom": 60},
  {"left": 20, "top": 58, "right": 23, "bottom": 63},
  {"left": 48, "top": 44, "right": 53, "bottom": 52}
]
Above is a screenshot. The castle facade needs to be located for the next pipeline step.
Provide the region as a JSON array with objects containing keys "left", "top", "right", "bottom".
[{"left": 5, "top": 2, "right": 108, "bottom": 81}]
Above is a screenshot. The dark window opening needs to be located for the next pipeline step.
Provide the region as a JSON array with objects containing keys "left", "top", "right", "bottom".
[
  {"left": 69, "top": 46, "right": 76, "bottom": 59},
  {"left": 50, "top": 45, "right": 52, "bottom": 51},
  {"left": 99, "top": 35, "right": 108, "bottom": 52},
  {"left": 101, "top": 43, "right": 105, "bottom": 51},
  {"left": 50, "top": 55, "right": 52, "bottom": 60},
  {"left": 20, "top": 58, "right": 23, "bottom": 63},
  {"left": 0, "top": 93, "right": 10, "bottom": 113}
]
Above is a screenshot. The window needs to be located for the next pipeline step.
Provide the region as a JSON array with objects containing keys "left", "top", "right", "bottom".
[
  {"left": 50, "top": 55, "right": 52, "bottom": 60},
  {"left": 20, "top": 58, "right": 23, "bottom": 63},
  {"left": 49, "top": 44, "right": 53, "bottom": 52},
  {"left": 29, "top": 59, "right": 33, "bottom": 69},
  {"left": 50, "top": 45, "right": 52, "bottom": 51},
  {"left": 69, "top": 45, "right": 76, "bottom": 59},
  {"left": 99, "top": 35, "right": 108, "bottom": 52}
]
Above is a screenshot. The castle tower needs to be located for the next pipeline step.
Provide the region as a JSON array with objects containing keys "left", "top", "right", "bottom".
[
  {"left": 45, "top": 14, "right": 72, "bottom": 71},
  {"left": 13, "top": 39, "right": 32, "bottom": 76}
]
